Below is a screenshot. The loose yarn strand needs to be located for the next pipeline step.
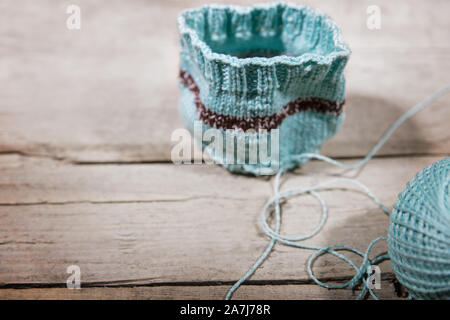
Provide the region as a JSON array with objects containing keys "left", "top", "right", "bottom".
[
  {"left": 225, "top": 169, "right": 283, "bottom": 300},
  {"left": 225, "top": 83, "right": 450, "bottom": 300}
]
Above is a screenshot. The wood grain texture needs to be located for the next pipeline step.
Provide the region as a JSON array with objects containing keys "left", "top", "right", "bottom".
[
  {"left": 0, "top": 0, "right": 449, "bottom": 162},
  {"left": 0, "top": 0, "right": 448, "bottom": 300},
  {"left": 0, "top": 155, "right": 442, "bottom": 299},
  {"left": 0, "top": 279, "right": 405, "bottom": 300}
]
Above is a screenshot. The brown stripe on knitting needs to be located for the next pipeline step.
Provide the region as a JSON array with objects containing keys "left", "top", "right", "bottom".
[{"left": 179, "top": 70, "right": 344, "bottom": 131}]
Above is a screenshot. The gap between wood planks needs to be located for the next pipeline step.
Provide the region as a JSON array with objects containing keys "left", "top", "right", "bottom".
[
  {"left": 0, "top": 153, "right": 447, "bottom": 208},
  {"left": 0, "top": 149, "right": 448, "bottom": 166},
  {"left": 0, "top": 275, "right": 405, "bottom": 299},
  {"left": 0, "top": 273, "right": 395, "bottom": 289}
]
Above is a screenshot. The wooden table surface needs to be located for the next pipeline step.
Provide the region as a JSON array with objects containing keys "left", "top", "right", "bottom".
[{"left": 0, "top": 0, "right": 449, "bottom": 299}]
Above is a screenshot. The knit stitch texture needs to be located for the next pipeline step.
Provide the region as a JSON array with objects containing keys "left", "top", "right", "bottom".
[
  {"left": 388, "top": 157, "right": 450, "bottom": 299},
  {"left": 177, "top": 3, "right": 350, "bottom": 175}
]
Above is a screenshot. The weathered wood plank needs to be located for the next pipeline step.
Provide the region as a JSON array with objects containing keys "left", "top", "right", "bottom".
[
  {"left": 0, "top": 0, "right": 448, "bottom": 300},
  {"left": 0, "top": 154, "right": 443, "bottom": 205},
  {"left": 0, "top": 280, "right": 404, "bottom": 300},
  {"left": 0, "top": 155, "right": 443, "bottom": 288},
  {"left": 0, "top": 0, "right": 449, "bottom": 162}
]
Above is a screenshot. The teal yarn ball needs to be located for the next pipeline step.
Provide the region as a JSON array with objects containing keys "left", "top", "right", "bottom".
[{"left": 388, "top": 157, "right": 450, "bottom": 299}]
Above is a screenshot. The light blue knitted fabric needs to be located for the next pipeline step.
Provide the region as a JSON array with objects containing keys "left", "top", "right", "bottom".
[
  {"left": 177, "top": 3, "right": 350, "bottom": 175},
  {"left": 388, "top": 157, "right": 450, "bottom": 299}
]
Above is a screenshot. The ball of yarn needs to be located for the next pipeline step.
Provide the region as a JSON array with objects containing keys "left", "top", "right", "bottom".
[{"left": 388, "top": 157, "right": 450, "bottom": 299}]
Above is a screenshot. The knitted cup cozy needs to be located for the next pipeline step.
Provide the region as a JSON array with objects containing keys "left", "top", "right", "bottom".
[{"left": 177, "top": 3, "right": 351, "bottom": 175}]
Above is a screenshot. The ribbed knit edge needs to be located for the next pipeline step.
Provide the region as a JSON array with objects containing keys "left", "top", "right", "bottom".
[{"left": 178, "top": 2, "right": 350, "bottom": 118}]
